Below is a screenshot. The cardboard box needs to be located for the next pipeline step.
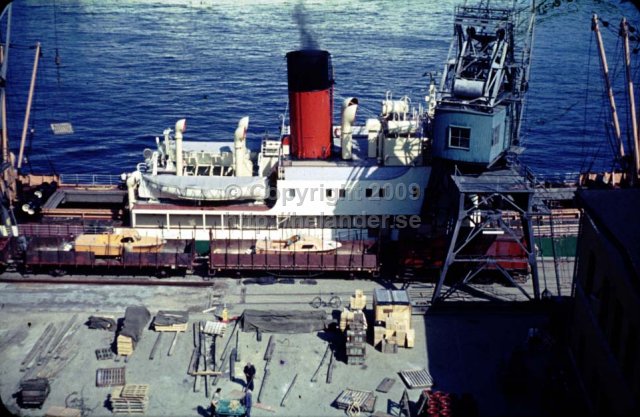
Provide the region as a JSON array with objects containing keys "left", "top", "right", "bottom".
[{"left": 406, "top": 328, "right": 416, "bottom": 348}]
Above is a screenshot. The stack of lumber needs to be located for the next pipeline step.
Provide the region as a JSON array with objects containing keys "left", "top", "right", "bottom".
[
  {"left": 111, "top": 384, "right": 149, "bottom": 414},
  {"left": 349, "top": 289, "right": 367, "bottom": 310},
  {"left": 152, "top": 311, "right": 188, "bottom": 332},
  {"left": 372, "top": 289, "right": 414, "bottom": 349},
  {"left": 117, "top": 306, "right": 151, "bottom": 356},
  {"left": 116, "top": 335, "right": 134, "bottom": 356},
  {"left": 44, "top": 406, "right": 81, "bottom": 417}
]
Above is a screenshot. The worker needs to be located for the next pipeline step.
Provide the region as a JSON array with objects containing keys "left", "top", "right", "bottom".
[
  {"left": 243, "top": 362, "right": 256, "bottom": 391},
  {"left": 243, "top": 388, "right": 253, "bottom": 417},
  {"left": 210, "top": 387, "right": 222, "bottom": 417}
]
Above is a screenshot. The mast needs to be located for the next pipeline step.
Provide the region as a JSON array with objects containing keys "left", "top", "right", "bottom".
[
  {"left": 621, "top": 18, "right": 640, "bottom": 185},
  {"left": 592, "top": 14, "right": 626, "bottom": 162},
  {"left": 0, "top": 1, "right": 17, "bottom": 236},
  {"left": 18, "top": 42, "right": 40, "bottom": 170}
]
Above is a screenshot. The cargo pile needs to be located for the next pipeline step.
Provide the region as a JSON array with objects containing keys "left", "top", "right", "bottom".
[
  {"left": 372, "top": 289, "right": 414, "bottom": 351},
  {"left": 341, "top": 290, "right": 368, "bottom": 365}
]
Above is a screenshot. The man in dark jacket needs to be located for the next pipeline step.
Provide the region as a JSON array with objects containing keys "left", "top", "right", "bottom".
[{"left": 243, "top": 362, "right": 256, "bottom": 391}]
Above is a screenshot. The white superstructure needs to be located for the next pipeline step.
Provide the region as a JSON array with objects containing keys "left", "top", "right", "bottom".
[{"left": 126, "top": 90, "right": 431, "bottom": 243}]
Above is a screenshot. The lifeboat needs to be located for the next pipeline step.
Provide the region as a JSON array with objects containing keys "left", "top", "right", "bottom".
[
  {"left": 74, "top": 229, "right": 165, "bottom": 256},
  {"left": 254, "top": 234, "right": 341, "bottom": 254}
]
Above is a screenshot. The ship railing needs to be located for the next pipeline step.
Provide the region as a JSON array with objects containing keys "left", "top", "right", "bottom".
[
  {"left": 534, "top": 172, "right": 581, "bottom": 187},
  {"left": 60, "top": 174, "right": 123, "bottom": 187},
  {"left": 18, "top": 223, "right": 113, "bottom": 238}
]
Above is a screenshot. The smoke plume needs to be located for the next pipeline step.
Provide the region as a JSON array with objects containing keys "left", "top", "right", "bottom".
[{"left": 293, "top": 3, "right": 319, "bottom": 50}]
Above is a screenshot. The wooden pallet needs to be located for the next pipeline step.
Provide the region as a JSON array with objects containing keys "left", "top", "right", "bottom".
[
  {"left": 111, "top": 400, "right": 147, "bottom": 414},
  {"left": 153, "top": 323, "right": 188, "bottom": 332},
  {"left": 111, "top": 384, "right": 149, "bottom": 415},
  {"left": 398, "top": 368, "right": 433, "bottom": 389},
  {"left": 376, "top": 377, "right": 396, "bottom": 393},
  {"left": 95, "top": 348, "right": 115, "bottom": 361},
  {"left": 96, "top": 367, "right": 126, "bottom": 387},
  {"left": 119, "top": 384, "right": 149, "bottom": 399},
  {"left": 334, "top": 389, "right": 376, "bottom": 413},
  {"left": 201, "top": 320, "right": 227, "bottom": 335}
]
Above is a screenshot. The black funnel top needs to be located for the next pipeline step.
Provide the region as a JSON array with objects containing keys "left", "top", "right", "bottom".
[{"left": 286, "top": 49, "right": 334, "bottom": 92}]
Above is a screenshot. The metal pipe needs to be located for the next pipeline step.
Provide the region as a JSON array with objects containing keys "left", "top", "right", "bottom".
[
  {"left": 18, "top": 42, "right": 40, "bottom": 170},
  {"left": 593, "top": 15, "right": 625, "bottom": 160},
  {"left": 174, "top": 119, "right": 186, "bottom": 176},
  {"left": 621, "top": 18, "right": 640, "bottom": 184},
  {"left": 280, "top": 373, "right": 297, "bottom": 407},
  {"left": 340, "top": 98, "right": 358, "bottom": 160}
]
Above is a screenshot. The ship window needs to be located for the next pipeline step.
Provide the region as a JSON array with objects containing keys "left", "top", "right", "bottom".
[
  {"left": 205, "top": 215, "right": 222, "bottom": 228},
  {"left": 287, "top": 189, "right": 295, "bottom": 198},
  {"left": 243, "top": 215, "right": 277, "bottom": 230},
  {"left": 224, "top": 215, "right": 241, "bottom": 229},
  {"left": 172, "top": 214, "right": 203, "bottom": 228},
  {"left": 448, "top": 126, "right": 470, "bottom": 149},
  {"left": 492, "top": 125, "right": 501, "bottom": 146},
  {"left": 365, "top": 188, "right": 373, "bottom": 198},
  {"left": 339, "top": 189, "right": 346, "bottom": 198},
  {"left": 135, "top": 214, "right": 167, "bottom": 227},
  {"left": 326, "top": 189, "right": 333, "bottom": 198}
]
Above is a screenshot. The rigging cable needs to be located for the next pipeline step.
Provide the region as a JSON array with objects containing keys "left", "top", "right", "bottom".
[
  {"left": 580, "top": 32, "right": 594, "bottom": 175},
  {"left": 52, "top": 0, "right": 62, "bottom": 88}
]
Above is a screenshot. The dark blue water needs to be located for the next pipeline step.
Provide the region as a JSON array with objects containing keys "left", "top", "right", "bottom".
[{"left": 4, "top": 0, "right": 640, "bottom": 177}]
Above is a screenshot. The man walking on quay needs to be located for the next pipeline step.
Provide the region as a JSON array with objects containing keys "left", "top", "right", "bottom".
[{"left": 243, "top": 362, "right": 256, "bottom": 391}]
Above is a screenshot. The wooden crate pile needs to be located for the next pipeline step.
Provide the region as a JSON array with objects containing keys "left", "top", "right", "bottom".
[
  {"left": 349, "top": 289, "right": 367, "bottom": 310},
  {"left": 116, "top": 306, "right": 151, "bottom": 357},
  {"left": 341, "top": 310, "right": 367, "bottom": 365},
  {"left": 111, "top": 384, "right": 149, "bottom": 414},
  {"left": 372, "top": 289, "right": 415, "bottom": 350}
]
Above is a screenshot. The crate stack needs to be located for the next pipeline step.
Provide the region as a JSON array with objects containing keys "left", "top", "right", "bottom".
[
  {"left": 116, "top": 306, "right": 151, "bottom": 357},
  {"left": 341, "top": 289, "right": 368, "bottom": 365},
  {"left": 349, "top": 289, "right": 367, "bottom": 310},
  {"left": 345, "top": 311, "right": 367, "bottom": 365},
  {"left": 372, "top": 289, "right": 415, "bottom": 351},
  {"left": 110, "top": 384, "right": 149, "bottom": 414}
]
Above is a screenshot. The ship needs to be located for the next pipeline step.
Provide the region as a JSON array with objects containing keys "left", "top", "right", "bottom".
[{"left": 0, "top": 0, "right": 541, "bottom": 280}]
